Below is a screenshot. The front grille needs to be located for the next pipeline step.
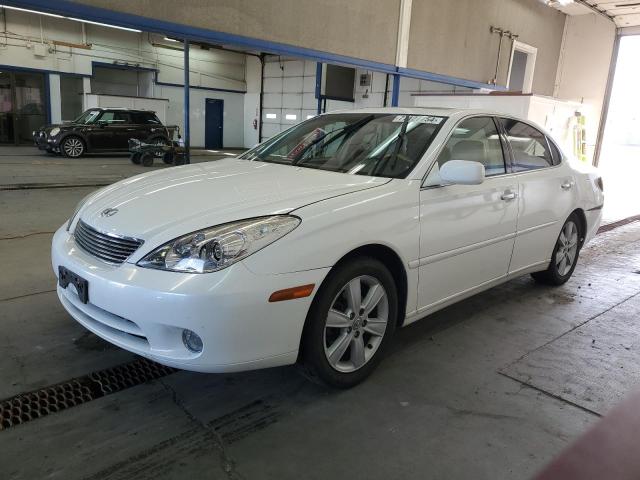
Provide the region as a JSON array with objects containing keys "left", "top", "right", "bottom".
[{"left": 74, "top": 220, "right": 143, "bottom": 265}]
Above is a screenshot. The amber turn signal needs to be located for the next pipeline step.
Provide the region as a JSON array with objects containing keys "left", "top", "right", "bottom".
[{"left": 268, "top": 284, "right": 315, "bottom": 302}]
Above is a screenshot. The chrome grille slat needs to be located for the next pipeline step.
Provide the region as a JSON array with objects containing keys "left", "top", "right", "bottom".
[
  {"left": 74, "top": 228, "right": 135, "bottom": 254},
  {"left": 74, "top": 221, "right": 143, "bottom": 265},
  {"left": 76, "top": 225, "right": 141, "bottom": 246},
  {"left": 74, "top": 237, "right": 130, "bottom": 262}
]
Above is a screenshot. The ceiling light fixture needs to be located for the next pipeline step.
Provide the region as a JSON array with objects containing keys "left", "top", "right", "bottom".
[
  {"left": 0, "top": 5, "right": 63, "bottom": 18},
  {"left": 0, "top": 5, "right": 142, "bottom": 32},
  {"left": 67, "top": 17, "right": 141, "bottom": 32}
]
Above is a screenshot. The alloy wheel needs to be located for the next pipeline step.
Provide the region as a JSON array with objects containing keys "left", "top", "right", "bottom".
[
  {"left": 63, "top": 138, "right": 84, "bottom": 157},
  {"left": 323, "top": 275, "right": 389, "bottom": 373},
  {"left": 555, "top": 220, "right": 579, "bottom": 276}
]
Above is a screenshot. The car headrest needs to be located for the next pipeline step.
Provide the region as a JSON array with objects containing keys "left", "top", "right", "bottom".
[{"left": 451, "top": 140, "right": 485, "bottom": 162}]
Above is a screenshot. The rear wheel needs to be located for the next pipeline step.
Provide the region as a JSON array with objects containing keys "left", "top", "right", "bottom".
[
  {"left": 61, "top": 136, "right": 85, "bottom": 158},
  {"left": 130, "top": 152, "right": 142, "bottom": 165},
  {"left": 301, "top": 257, "right": 397, "bottom": 388},
  {"left": 531, "top": 213, "right": 582, "bottom": 285},
  {"left": 140, "top": 152, "right": 154, "bottom": 167}
]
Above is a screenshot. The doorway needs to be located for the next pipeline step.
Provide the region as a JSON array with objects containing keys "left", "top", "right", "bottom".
[
  {"left": 507, "top": 41, "right": 537, "bottom": 93},
  {"left": 0, "top": 70, "right": 47, "bottom": 144},
  {"left": 598, "top": 35, "right": 640, "bottom": 223},
  {"left": 205, "top": 98, "right": 224, "bottom": 149}
]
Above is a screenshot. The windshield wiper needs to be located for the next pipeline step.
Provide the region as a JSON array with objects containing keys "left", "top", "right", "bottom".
[
  {"left": 292, "top": 114, "right": 375, "bottom": 165},
  {"left": 373, "top": 114, "right": 410, "bottom": 176}
]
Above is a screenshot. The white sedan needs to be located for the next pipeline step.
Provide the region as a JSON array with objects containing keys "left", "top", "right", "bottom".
[{"left": 52, "top": 108, "right": 604, "bottom": 388}]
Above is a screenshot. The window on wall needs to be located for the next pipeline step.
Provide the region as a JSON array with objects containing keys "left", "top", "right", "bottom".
[
  {"left": 436, "top": 116, "right": 507, "bottom": 176},
  {"left": 500, "top": 118, "right": 553, "bottom": 171}
]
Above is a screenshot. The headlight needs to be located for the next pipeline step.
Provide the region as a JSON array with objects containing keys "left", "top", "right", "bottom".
[
  {"left": 138, "top": 216, "right": 301, "bottom": 273},
  {"left": 50, "top": 127, "right": 61, "bottom": 137},
  {"left": 66, "top": 193, "right": 94, "bottom": 231}
]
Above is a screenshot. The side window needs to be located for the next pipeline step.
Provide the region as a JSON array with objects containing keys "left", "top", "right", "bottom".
[
  {"left": 97, "top": 111, "right": 115, "bottom": 123},
  {"left": 436, "top": 116, "right": 506, "bottom": 177},
  {"left": 133, "top": 112, "right": 162, "bottom": 124},
  {"left": 500, "top": 119, "right": 553, "bottom": 171},
  {"left": 113, "top": 111, "right": 132, "bottom": 124}
]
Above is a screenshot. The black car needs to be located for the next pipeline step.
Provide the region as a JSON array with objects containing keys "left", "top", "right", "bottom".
[{"left": 33, "top": 108, "right": 175, "bottom": 158}]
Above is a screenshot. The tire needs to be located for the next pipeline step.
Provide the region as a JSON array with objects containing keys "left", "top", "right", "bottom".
[
  {"left": 301, "top": 256, "right": 398, "bottom": 388},
  {"left": 531, "top": 212, "right": 583, "bottom": 286},
  {"left": 140, "top": 152, "right": 154, "bottom": 167},
  {"left": 130, "top": 152, "right": 142, "bottom": 165},
  {"left": 162, "top": 151, "right": 175, "bottom": 164},
  {"left": 61, "top": 136, "right": 85, "bottom": 158}
]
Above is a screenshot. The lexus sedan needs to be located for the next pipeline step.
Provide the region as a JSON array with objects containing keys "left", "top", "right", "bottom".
[{"left": 52, "top": 108, "right": 604, "bottom": 388}]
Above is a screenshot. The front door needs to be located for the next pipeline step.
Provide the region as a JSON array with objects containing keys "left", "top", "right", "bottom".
[
  {"left": 417, "top": 116, "right": 518, "bottom": 312},
  {"left": 205, "top": 99, "right": 224, "bottom": 149}
]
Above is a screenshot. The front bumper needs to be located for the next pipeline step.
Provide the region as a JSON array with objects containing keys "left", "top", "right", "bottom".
[
  {"left": 33, "top": 131, "right": 60, "bottom": 151},
  {"left": 52, "top": 225, "right": 329, "bottom": 372}
]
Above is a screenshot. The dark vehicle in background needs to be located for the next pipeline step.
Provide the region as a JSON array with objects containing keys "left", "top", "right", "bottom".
[{"left": 33, "top": 108, "right": 175, "bottom": 158}]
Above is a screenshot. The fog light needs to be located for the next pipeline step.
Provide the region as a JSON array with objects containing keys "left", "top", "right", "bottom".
[{"left": 182, "top": 329, "right": 203, "bottom": 353}]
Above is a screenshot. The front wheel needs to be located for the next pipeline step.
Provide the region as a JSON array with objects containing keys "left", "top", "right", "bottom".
[
  {"left": 531, "top": 213, "right": 582, "bottom": 285},
  {"left": 301, "top": 257, "right": 397, "bottom": 388},
  {"left": 61, "top": 136, "right": 85, "bottom": 158}
]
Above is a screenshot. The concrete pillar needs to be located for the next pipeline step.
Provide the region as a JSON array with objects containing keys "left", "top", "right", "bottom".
[
  {"left": 82, "top": 77, "right": 91, "bottom": 110},
  {"left": 316, "top": 63, "right": 323, "bottom": 114},
  {"left": 184, "top": 39, "right": 190, "bottom": 163},
  {"left": 48, "top": 73, "right": 62, "bottom": 124}
]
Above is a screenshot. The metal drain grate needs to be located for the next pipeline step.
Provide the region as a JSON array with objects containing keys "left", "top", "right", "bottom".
[
  {"left": 0, "top": 358, "right": 176, "bottom": 430},
  {"left": 597, "top": 214, "right": 640, "bottom": 235}
]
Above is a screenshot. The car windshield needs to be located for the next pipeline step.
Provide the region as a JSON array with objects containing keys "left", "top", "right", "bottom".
[
  {"left": 239, "top": 113, "right": 447, "bottom": 178},
  {"left": 72, "top": 109, "right": 102, "bottom": 125}
]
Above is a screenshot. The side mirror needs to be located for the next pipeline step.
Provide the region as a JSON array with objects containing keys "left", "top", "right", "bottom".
[
  {"left": 97, "top": 120, "right": 108, "bottom": 128},
  {"left": 439, "top": 160, "right": 485, "bottom": 185}
]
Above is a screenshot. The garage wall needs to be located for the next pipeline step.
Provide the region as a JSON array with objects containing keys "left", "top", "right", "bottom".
[
  {"left": 70, "top": 0, "right": 402, "bottom": 66},
  {"left": 156, "top": 85, "right": 245, "bottom": 148},
  {"left": 0, "top": 9, "right": 248, "bottom": 147},
  {"left": 554, "top": 13, "right": 616, "bottom": 161},
  {"left": 407, "top": 0, "right": 566, "bottom": 95}
]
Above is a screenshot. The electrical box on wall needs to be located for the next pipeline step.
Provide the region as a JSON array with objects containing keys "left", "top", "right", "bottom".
[
  {"left": 359, "top": 73, "right": 371, "bottom": 87},
  {"left": 33, "top": 44, "right": 47, "bottom": 57}
]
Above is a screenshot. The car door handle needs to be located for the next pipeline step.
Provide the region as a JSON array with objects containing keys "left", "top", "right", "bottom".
[
  {"left": 501, "top": 191, "right": 518, "bottom": 201},
  {"left": 561, "top": 181, "right": 574, "bottom": 190}
]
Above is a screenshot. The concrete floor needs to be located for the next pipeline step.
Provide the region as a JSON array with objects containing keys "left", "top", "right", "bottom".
[{"left": 1, "top": 147, "right": 640, "bottom": 479}]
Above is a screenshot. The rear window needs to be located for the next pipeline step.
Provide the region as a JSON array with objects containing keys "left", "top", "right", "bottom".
[
  {"left": 499, "top": 118, "right": 553, "bottom": 172},
  {"left": 547, "top": 138, "right": 562, "bottom": 165}
]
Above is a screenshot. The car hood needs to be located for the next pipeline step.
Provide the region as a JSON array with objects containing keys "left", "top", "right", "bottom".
[
  {"left": 39, "top": 123, "right": 80, "bottom": 132},
  {"left": 78, "top": 157, "right": 389, "bottom": 247}
]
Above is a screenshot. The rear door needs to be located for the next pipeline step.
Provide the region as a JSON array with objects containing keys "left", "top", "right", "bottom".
[
  {"left": 109, "top": 111, "right": 135, "bottom": 149},
  {"left": 417, "top": 116, "right": 518, "bottom": 311},
  {"left": 497, "top": 118, "right": 577, "bottom": 273}
]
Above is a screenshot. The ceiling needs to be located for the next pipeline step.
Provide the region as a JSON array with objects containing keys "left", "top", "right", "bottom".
[{"left": 551, "top": 0, "right": 640, "bottom": 27}]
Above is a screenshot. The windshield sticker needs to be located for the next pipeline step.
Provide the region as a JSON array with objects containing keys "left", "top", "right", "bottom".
[
  {"left": 392, "top": 115, "right": 444, "bottom": 125},
  {"left": 287, "top": 128, "right": 326, "bottom": 159}
]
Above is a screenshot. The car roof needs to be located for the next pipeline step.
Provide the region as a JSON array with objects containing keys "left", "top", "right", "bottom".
[
  {"left": 319, "top": 106, "right": 554, "bottom": 134},
  {"left": 88, "top": 107, "right": 156, "bottom": 113},
  {"left": 321, "top": 106, "right": 513, "bottom": 120}
]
